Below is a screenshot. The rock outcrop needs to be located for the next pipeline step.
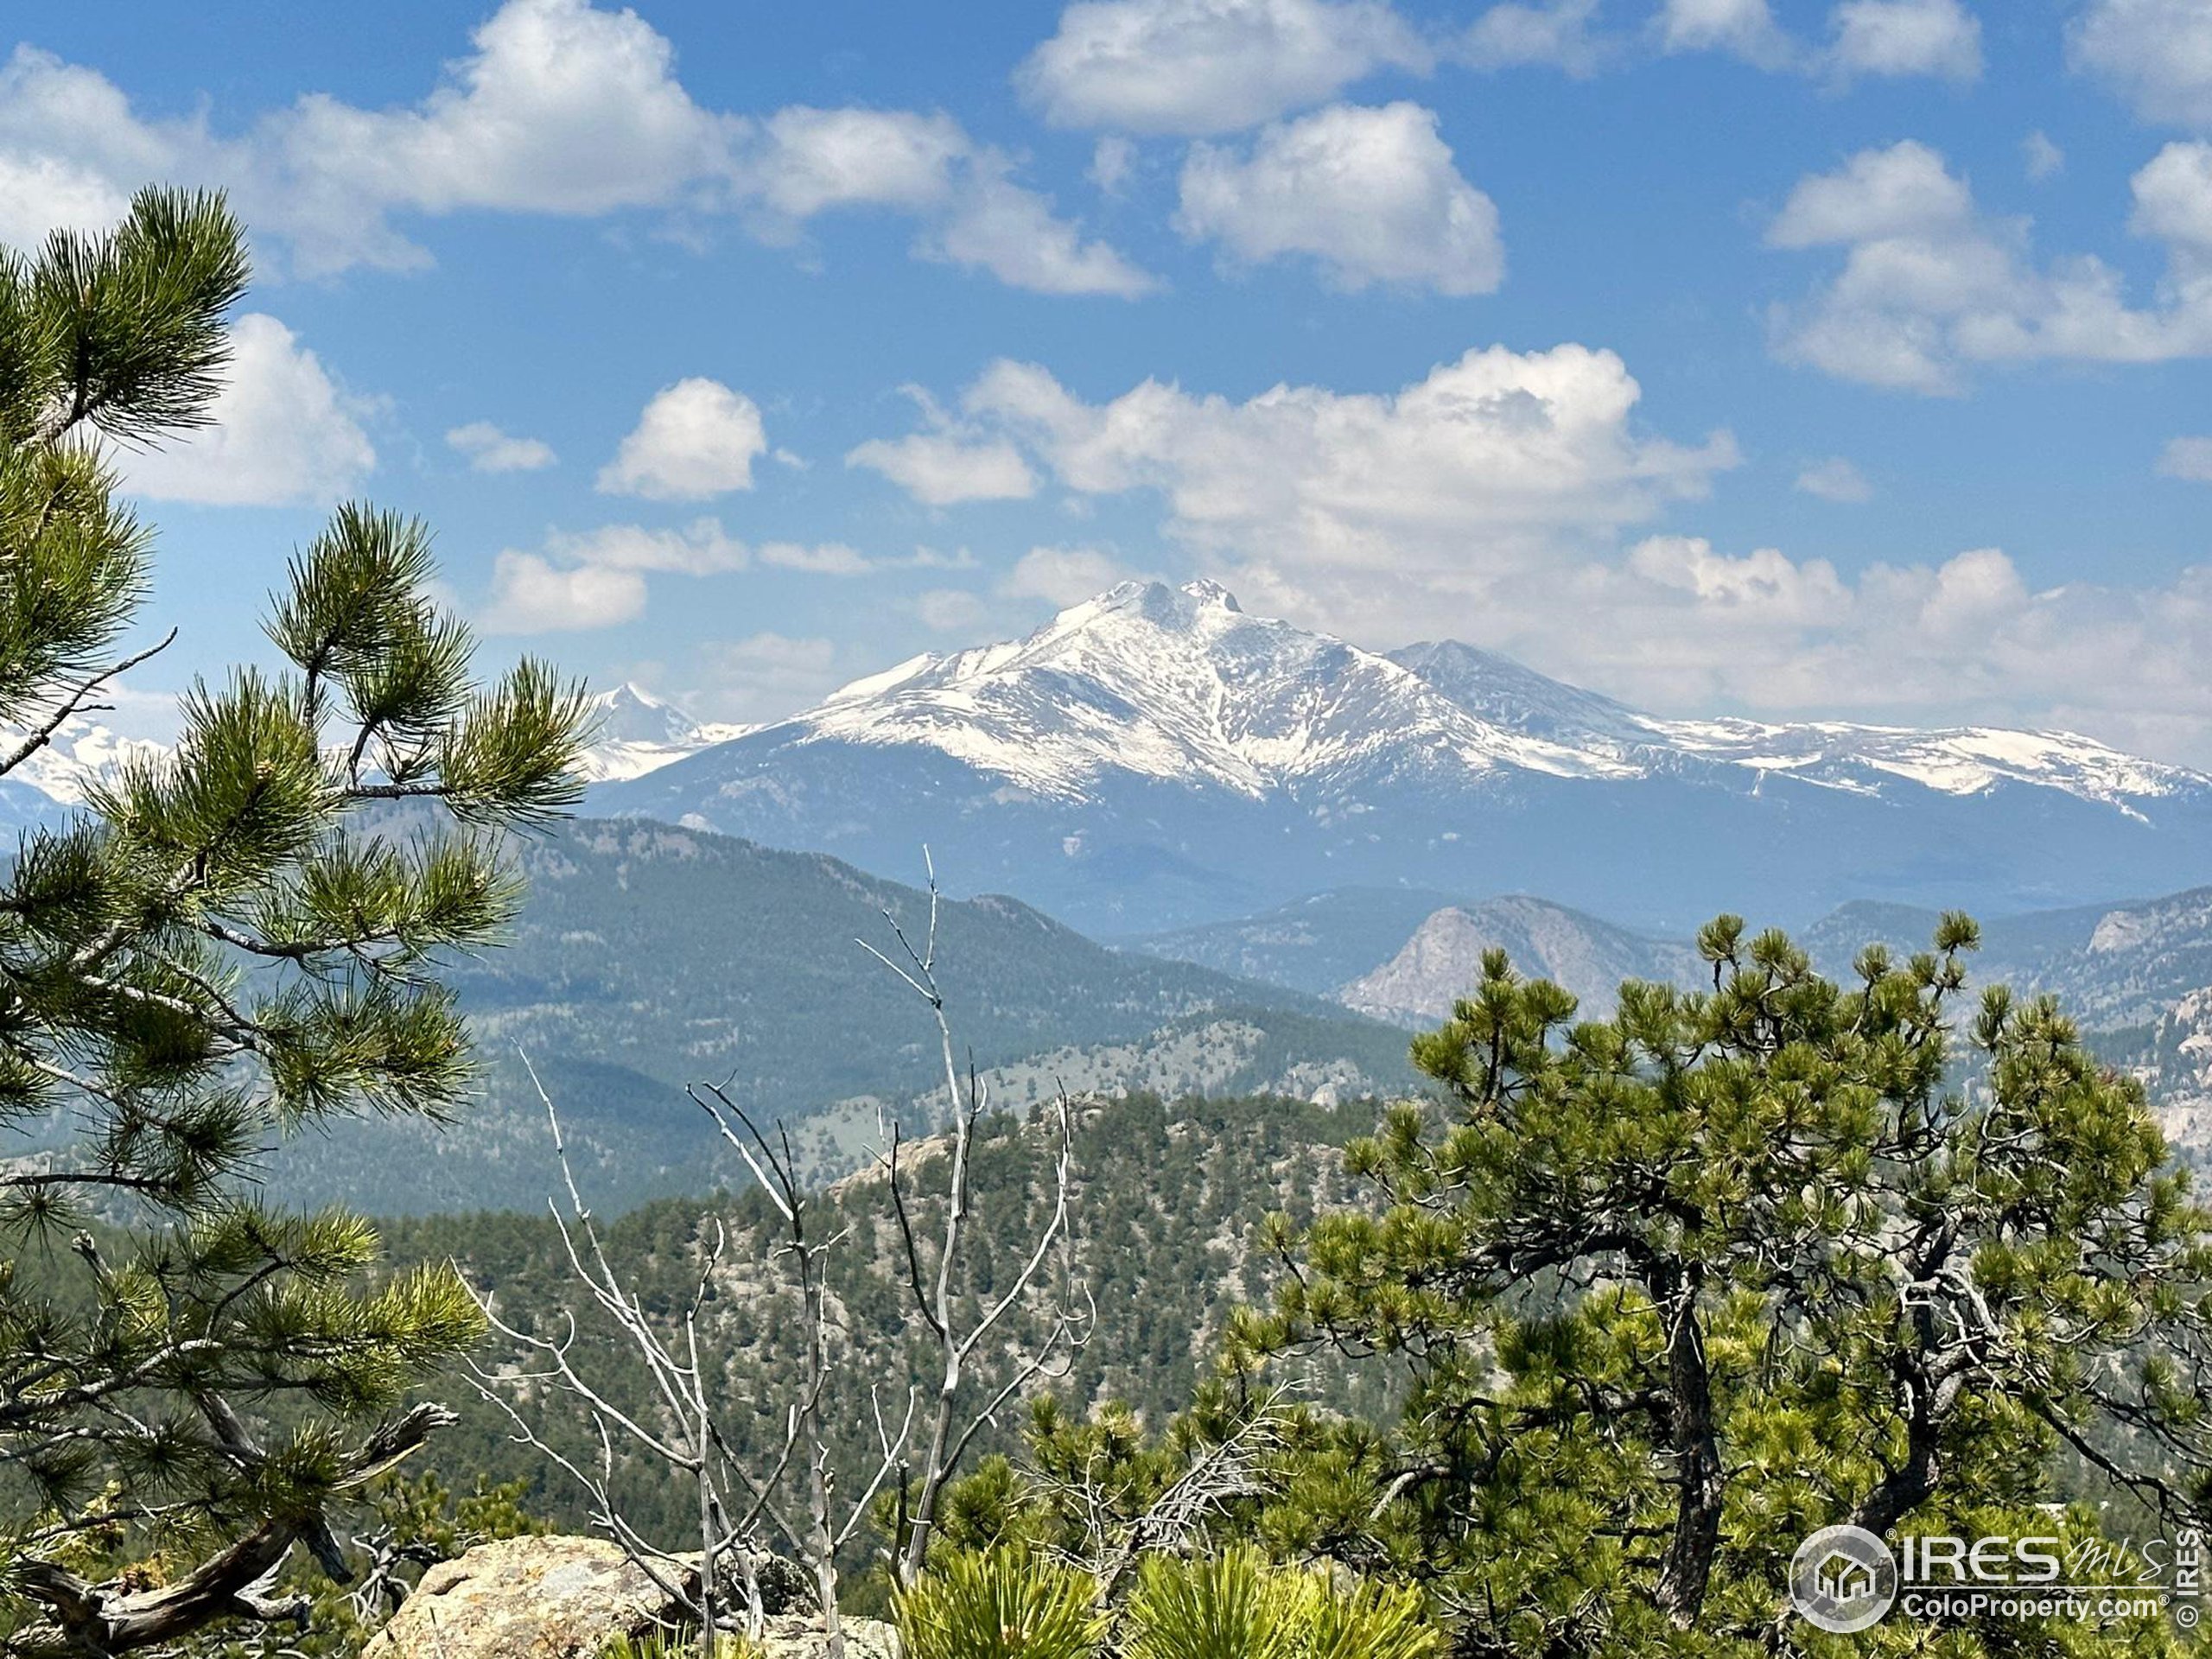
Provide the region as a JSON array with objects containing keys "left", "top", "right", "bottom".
[{"left": 360, "top": 1536, "right": 898, "bottom": 1659}]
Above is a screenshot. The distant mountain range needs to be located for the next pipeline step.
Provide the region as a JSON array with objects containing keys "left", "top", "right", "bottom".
[
  {"left": 573, "top": 682, "right": 753, "bottom": 783},
  {"left": 590, "top": 581, "right": 2212, "bottom": 936},
  {"left": 234, "top": 819, "right": 1414, "bottom": 1214}
]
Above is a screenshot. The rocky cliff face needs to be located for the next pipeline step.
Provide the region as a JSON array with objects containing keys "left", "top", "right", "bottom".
[{"left": 1338, "top": 896, "right": 1705, "bottom": 1023}]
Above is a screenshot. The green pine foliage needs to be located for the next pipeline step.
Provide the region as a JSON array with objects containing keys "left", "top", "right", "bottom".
[
  {"left": 894, "top": 1548, "right": 1103, "bottom": 1659},
  {"left": 1123, "top": 1548, "right": 1436, "bottom": 1659},
  {"left": 0, "top": 188, "right": 588, "bottom": 1658},
  {"left": 1229, "top": 918, "right": 2212, "bottom": 1656}
]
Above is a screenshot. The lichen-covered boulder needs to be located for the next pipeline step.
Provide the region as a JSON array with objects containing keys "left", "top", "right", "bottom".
[
  {"left": 359, "top": 1536, "right": 899, "bottom": 1659},
  {"left": 361, "top": 1536, "right": 666, "bottom": 1659}
]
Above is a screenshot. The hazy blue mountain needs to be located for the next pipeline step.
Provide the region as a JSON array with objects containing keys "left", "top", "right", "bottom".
[
  {"left": 248, "top": 819, "right": 1414, "bottom": 1215},
  {"left": 1337, "top": 896, "right": 1707, "bottom": 1024},
  {"left": 1129, "top": 887, "right": 1465, "bottom": 994},
  {"left": 592, "top": 581, "right": 2212, "bottom": 938}
]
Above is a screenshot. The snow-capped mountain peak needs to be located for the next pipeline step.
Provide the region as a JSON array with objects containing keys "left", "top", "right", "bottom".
[
  {"left": 785, "top": 579, "right": 1633, "bottom": 802},
  {"left": 591, "top": 580, "right": 2212, "bottom": 935},
  {"left": 652, "top": 579, "right": 2212, "bottom": 810},
  {"left": 576, "top": 683, "right": 753, "bottom": 784},
  {"left": 0, "top": 717, "right": 167, "bottom": 806}
]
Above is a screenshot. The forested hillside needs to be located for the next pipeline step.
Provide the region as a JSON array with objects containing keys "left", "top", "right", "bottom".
[
  {"left": 388, "top": 1092, "right": 1380, "bottom": 1549},
  {"left": 248, "top": 822, "right": 1416, "bottom": 1212}
]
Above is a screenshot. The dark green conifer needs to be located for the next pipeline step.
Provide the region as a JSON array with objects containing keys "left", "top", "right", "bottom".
[{"left": 0, "top": 188, "right": 588, "bottom": 1657}]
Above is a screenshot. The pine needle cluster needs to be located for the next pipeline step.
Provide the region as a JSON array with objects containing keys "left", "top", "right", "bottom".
[{"left": 0, "top": 188, "right": 588, "bottom": 1658}]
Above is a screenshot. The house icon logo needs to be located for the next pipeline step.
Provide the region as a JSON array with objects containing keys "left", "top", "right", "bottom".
[{"left": 1790, "top": 1525, "right": 1898, "bottom": 1633}]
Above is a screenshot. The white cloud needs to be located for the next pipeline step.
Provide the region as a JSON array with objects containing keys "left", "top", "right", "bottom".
[
  {"left": 480, "top": 519, "right": 748, "bottom": 633},
  {"left": 758, "top": 542, "right": 874, "bottom": 575},
  {"left": 741, "top": 107, "right": 965, "bottom": 221},
  {"left": 914, "top": 588, "right": 994, "bottom": 632},
  {"left": 477, "top": 519, "right": 752, "bottom": 637},
  {"left": 2158, "top": 435, "right": 2212, "bottom": 479},
  {"left": 923, "top": 159, "right": 1160, "bottom": 297},
  {"left": 847, "top": 432, "right": 1038, "bottom": 505},
  {"left": 1656, "top": 0, "right": 1985, "bottom": 82},
  {"left": 696, "top": 632, "right": 842, "bottom": 721},
  {"left": 541, "top": 519, "right": 753, "bottom": 576},
  {"left": 1827, "top": 0, "right": 1980, "bottom": 84},
  {"left": 1658, "top": 0, "right": 1796, "bottom": 67},
  {"left": 1514, "top": 540, "right": 2212, "bottom": 772},
  {"left": 0, "top": 149, "right": 132, "bottom": 247},
  {"left": 598, "top": 379, "right": 767, "bottom": 500},
  {"left": 1795, "top": 456, "right": 1873, "bottom": 500},
  {"left": 1004, "top": 545, "right": 1134, "bottom": 603},
  {"left": 1090, "top": 135, "right": 1137, "bottom": 194},
  {"left": 447, "top": 420, "right": 556, "bottom": 473},
  {"left": 480, "top": 553, "right": 645, "bottom": 632},
  {"left": 940, "top": 343, "right": 1736, "bottom": 608},
  {"left": 1014, "top": 0, "right": 1430, "bottom": 135},
  {"left": 480, "top": 518, "right": 913, "bottom": 632},
  {"left": 0, "top": 3, "right": 1145, "bottom": 296},
  {"left": 2024, "top": 130, "right": 2065, "bottom": 182},
  {"left": 1461, "top": 0, "right": 1610, "bottom": 74},
  {"left": 1768, "top": 139, "right": 2212, "bottom": 392},
  {"left": 1175, "top": 102, "right": 1504, "bottom": 295},
  {"left": 115, "top": 314, "right": 375, "bottom": 506},
  {"left": 1767, "top": 140, "right": 1973, "bottom": 248},
  {"left": 2069, "top": 0, "right": 2212, "bottom": 128}
]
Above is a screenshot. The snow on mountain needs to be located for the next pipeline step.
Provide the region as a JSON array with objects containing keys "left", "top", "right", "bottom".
[
  {"left": 0, "top": 717, "right": 166, "bottom": 810},
  {"left": 1383, "top": 639, "right": 2200, "bottom": 810},
  {"left": 594, "top": 581, "right": 2212, "bottom": 933},
  {"left": 658, "top": 580, "right": 2208, "bottom": 812},
  {"left": 793, "top": 580, "right": 1638, "bottom": 801},
  {"left": 575, "top": 683, "right": 753, "bottom": 784}
]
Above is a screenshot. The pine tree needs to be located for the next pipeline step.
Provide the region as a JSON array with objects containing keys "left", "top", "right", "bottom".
[
  {"left": 0, "top": 189, "right": 589, "bottom": 1657},
  {"left": 1234, "top": 919, "right": 2212, "bottom": 1656}
]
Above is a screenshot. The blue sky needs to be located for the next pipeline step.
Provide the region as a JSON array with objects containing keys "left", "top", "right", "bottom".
[{"left": 10, "top": 0, "right": 2212, "bottom": 762}]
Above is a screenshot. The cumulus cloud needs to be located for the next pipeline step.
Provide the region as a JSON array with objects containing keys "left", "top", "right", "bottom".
[
  {"left": 480, "top": 554, "right": 648, "bottom": 632},
  {"left": 758, "top": 542, "right": 874, "bottom": 575},
  {"left": 1767, "top": 139, "right": 2212, "bottom": 392},
  {"left": 914, "top": 588, "right": 995, "bottom": 632},
  {"left": 598, "top": 379, "right": 767, "bottom": 500},
  {"left": 1090, "top": 136, "right": 1138, "bottom": 194},
  {"left": 1657, "top": 0, "right": 1983, "bottom": 80},
  {"left": 1795, "top": 456, "right": 1873, "bottom": 500},
  {"left": 1004, "top": 545, "right": 1134, "bottom": 603},
  {"left": 1511, "top": 540, "right": 2212, "bottom": 771},
  {"left": 483, "top": 519, "right": 748, "bottom": 631},
  {"left": 0, "top": 2, "right": 1145, "bottom": 296},
  {"left": 447, "top": 421, "right": 556, "bottom": 473},
  {"left": 115, "top": 314, "right": 376, "bottom": 506},
  {"left": 1827, "top": 0, "right": 1980, "bottom": 83},
  {"left": 1461, "top": 0, "right": 1611, "bottom": 74},
  {"left": 847, "top": 434, "right": 1037, "bottom": 505},
  {"left": 1658, "top": 0, "right": 1797, "bottom": 67},
  {"left": 1014, "top": 0, "right": 1430, "bottom": 135},
  {"left": 917, "top": 344, "right": 1738, "bottom": 614},
  {"left": 480, "top": 518, "right": 888, "bottom": 632},
  {"left": 2158, "top": 435, "right": 2212, "bottom": 479},
  {"left": 2024, "top": 130, "right": 2066, "bottom": 182},
  {"left": 1175, "top": 103, "right": 1504, "bottom": 294},
  {"left": 696, "top": 632, "right": 843, "bottom": 721},
  {"left": 2069, "top": 0, "right": 2212, "bottom": 127},
  {"left": 921, "top": 160, "right": 1159, "bottom": 297}
]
